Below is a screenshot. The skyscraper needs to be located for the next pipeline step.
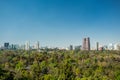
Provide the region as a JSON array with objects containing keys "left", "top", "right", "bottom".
[
  {"left": 35, "top": 41, "right": 40, "bottom": 50},
  {"left": 82, "top": 37, "right": 90, "bottom": 50},
  {"left": 114, "top": 43, "right": 120, "bottom": 50},
  {"left": 69, "top": 45, "right": 73, "bottom": 50},
  {"left": 86, "top": 37, "right": 90, "bottom": 50},
  {"left": 96, "top": 42, "right": 99, "bottom": 51},
  {"left": 108, "top": 43, "right": 114, "bottom": 50},
  {"left": 4, "top": 43, "right": 9, "bottom": 49},
  {"left": 25, "top": 41, "right": 30, "bottom": 50},
  {"left": 82, "top": 38, "right": 86, "bottom": 50}
]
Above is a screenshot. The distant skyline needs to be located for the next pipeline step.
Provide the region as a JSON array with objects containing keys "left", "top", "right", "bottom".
[{"left": 0, "top": 0, "right": 120, "bottom": 48}]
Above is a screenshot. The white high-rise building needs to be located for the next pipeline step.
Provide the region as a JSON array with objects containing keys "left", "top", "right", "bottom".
[
  {"left": 114, "top": 43, "right": 120, "bottom": 50},
  {"left": 117, "top": 44, "right": 120, "bottom": 50},
  {"left": 108, "top": 43, "right": 114, "bottom": 50},
  {"left": 25, "top": 41, "right": 30, "bottom": 50},
  {"left": 35, "top": 41, "right": 40, "bottom": 49}
]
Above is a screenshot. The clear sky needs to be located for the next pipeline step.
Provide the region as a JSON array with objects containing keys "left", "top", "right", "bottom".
[{"left": 0, "top": 0, "right": 120, "bottom": 48}]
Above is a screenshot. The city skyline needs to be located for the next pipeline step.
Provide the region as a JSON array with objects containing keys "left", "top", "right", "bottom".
[
  {"left": 1, "top": 37, "right": 120, "bottom": 50},
  {"left": 0, "top": 0, "right": 120, "bottom": 47}
]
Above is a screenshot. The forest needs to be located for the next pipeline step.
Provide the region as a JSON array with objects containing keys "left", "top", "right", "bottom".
[{"left": 0, "top": 50, "right": 120, "bottom": 80}]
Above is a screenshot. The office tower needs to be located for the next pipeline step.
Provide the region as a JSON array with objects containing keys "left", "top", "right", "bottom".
[
  {"left": 108, "top": 43, "right": 114, "bottom": 50},
  {"left": 69, "top": 45, "right": 73, "bottom": 50},
  {"left": 96, "top": 42, "right": 99, "bottom": 51},
  {"left": 35, "top": 41, "right": 40, "bottom": 50},
  {"left": 117, "top": 44, "right": 120, "bottom": 50},
  {"left": 114, "top": 43, "right": 120, "bottom": 50},
  {"left": 86, "top": 37, "right": 90, "bottom": 50},
  {"left": 82, "top": 37, "right": 90, "bottom": 50},
  {"left": 11, "top": 44, "right": 14, "bottom": 50},
  {"left": 4, "top": 43, "right": 9, "bottom": 49},
  {"left": 82, "top": 38, "right": 86, "bottom": 50},
  {"left": 114, "top": 44, "right": 117, "bottom": 50},
  {"left": 25, "top": 41, "right": 30, "bottom": 50}
]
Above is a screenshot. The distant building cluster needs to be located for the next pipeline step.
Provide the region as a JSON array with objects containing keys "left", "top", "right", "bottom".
[
  {"left": 0, "top": 41, "right": 40, "bottom": 51},
  {"left": 0, "top": 37, "right": 120, "bottom": 51},
  {"left": 66, "top": 37, "right": 120, "bottom": 51}
]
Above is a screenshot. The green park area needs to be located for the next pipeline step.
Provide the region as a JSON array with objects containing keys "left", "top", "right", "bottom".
[{"left": 0, "top": 50, "right": 120, "bottom": 80}]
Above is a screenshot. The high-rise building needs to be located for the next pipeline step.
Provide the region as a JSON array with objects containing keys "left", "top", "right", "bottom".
[
  {"left": 35, "top": 41, "right": 40, "bottom": 50},
  {"left": 25, "top": 41, "right": 30, "bottom": 50},
  {"left": 108, "top": 43, "right": 114, "bottom": 50},
  {"left": 69, "top": 45, "right": 73, "bottom": 50},
  {"left": 117, "top": 44, "right": 120, "bottom": 50},
  {"left": 114, "top": 43, "right": 120, "bottom": 50},
  {"left": 86, "top": 37, "right": 90, "bottom": 50},
  {"left": 82, "top": 38, "right": 86, "bottom": 50},
  {"left": 4, "top": 43, "right": 9, "bottom": 49},
  {"left": 96, "top": 42, "right": 99, "bottom": 51},
  {"left": 82, "top": 37, "right": 90, "bottom": 50}
]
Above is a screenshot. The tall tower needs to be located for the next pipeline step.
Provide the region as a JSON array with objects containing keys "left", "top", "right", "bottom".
[
  {"left": 86, "top": 37, "right": 90, "bottom": 50},
  {"left": 82, "top": 37, "right": 90, "bottom": 51},
  {"left": 69, "top": 45, "right": 73, "bottom": 50},
  {"left": 35, "top": 41, "right": 40, "bottom": 50},
  {"left": 25, "top": 41, "right": 30, "bottom": 50},
  {"left": 96, "top": 42, "right": 99, "bottom": 51},
  {"left": 82, "top": 38, "right": 86, "bottom": 50},
  {"left": 4, "top": 43, "right": 9, "bottom": 49}
]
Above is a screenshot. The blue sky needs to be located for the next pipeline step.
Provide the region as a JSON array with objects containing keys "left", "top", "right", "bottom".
[{"left": 0, "top": 0, "right": 120, "bottom": 48}]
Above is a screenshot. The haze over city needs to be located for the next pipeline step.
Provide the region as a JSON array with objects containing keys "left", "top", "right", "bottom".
[{"left": 0, "top": 0, "right": 120, "bottom": 48}]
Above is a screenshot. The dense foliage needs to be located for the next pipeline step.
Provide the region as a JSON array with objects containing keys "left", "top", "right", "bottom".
[{"left": 0, "top": 50, "right": 120, "bottom": 80}]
